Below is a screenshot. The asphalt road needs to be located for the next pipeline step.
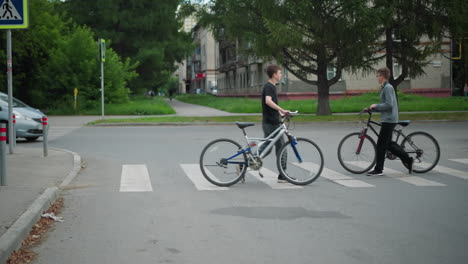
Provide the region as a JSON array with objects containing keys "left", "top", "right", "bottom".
[{"left": 32, "top": 121, "right": 468, "bottom": 264}]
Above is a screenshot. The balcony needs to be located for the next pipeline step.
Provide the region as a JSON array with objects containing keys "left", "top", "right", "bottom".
[
  {"left": 247, "top": 56, "right": 263, "bottom": 65},
  {"left": 192, "top": 53, "right": 201, "bottom": 62}
]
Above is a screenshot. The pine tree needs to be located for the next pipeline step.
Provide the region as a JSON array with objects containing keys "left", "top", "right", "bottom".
[{"left": 199, "top": 0, "right": 381, "bottom": 115}]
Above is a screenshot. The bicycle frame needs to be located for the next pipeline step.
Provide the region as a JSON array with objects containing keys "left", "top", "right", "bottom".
[
  {"left": 357, "top": 111, "right": 412, "bottom": 155},
  {"left": 223, "top": 118, "right": 301, "bottom": 166}
]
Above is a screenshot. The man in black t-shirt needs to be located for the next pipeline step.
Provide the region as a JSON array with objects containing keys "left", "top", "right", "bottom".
[{"left": 259, "top": 65, "right": 291, "bottom": 183}]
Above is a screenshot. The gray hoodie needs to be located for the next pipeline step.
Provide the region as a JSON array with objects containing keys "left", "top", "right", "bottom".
[{"left": 374, "top": 82, "right": 398, "bottom": 123}]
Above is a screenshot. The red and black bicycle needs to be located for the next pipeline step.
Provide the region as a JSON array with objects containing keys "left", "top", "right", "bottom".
[{"left": 337, "top": 110, "right": 440, "bottom": 174}]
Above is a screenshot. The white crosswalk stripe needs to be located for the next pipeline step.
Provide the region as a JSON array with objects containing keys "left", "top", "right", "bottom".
[
  {"left": 293, "top": 162, "right": 374, "bottom": 187},
  {"left": 346, "top": 161, "right": 445, "bottom": 186},
  {"left": 180, "top": 164, "right": 229, "bottom": 191},
  {"left": 247, "top": 168, "right": 302, "bottom": 189},
  {"left": 425, "top": 163, "right": 468, "bottom": 180},
  {"left": 178, "top": 159, "right": 468, "bottom": 190},
  {"left": 120, "top": 164, "right": 153, "bottom": 192},
  {"left": 449, "top": 159, "right": 468, "bottom": 165}
]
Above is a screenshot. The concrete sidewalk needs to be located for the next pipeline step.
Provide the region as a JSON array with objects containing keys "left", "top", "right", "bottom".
[
  {"left": 166, "top": 99, "right": 236, "bottom": 116},
  {"left": 0, "top": 146, "right": 81, "bottom": 263}
]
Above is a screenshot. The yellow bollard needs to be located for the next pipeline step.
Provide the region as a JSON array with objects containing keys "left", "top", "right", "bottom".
[{"left": 74, "top": 88, "right": 78, "bottom": 113}]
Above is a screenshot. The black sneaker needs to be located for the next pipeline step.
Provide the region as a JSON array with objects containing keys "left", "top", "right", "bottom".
[
  {"left": 366, "top": 170, "right": 384, "bottom": 176},
  {"left": 406, "top": 157, "right": 414, "bottom": 174},
  {"left": 278, "top": 174, "right": 296, "bottom": 183}
]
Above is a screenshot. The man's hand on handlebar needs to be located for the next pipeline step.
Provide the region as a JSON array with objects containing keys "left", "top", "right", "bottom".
[
  {"left": 363, "top": 104, "right": 377, "bottom": 113},
  {"left": 279, "top": 109, "right": 291, "bottom": 117},
  {"left": 280, "top": 110, "right": 299, "bottom": 119}
]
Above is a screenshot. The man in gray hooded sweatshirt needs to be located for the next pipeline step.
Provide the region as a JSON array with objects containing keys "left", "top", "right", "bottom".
[{"left": 365, "top": 67, "right": 414, "bottom": 176}]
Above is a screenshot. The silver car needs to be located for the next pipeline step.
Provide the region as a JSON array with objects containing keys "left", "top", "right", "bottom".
[{"left": 0, "top": 92, "right": 45, "bottom": 142}]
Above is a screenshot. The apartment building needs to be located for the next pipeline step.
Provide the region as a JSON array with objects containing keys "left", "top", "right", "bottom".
[{"left": 179, "top": 25, "right": 451, "bottom": 97}]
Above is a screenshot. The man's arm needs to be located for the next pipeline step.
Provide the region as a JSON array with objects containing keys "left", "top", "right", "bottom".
[
  {"left": 372, "top": 86, "right": 394, "bottom": 111},
  {"left": 265, "top": 96, "right": 288, "bottom": 116}
]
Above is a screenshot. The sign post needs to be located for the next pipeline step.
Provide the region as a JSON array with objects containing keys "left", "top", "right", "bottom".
[
  {"left": 0, "top": 0, "right": 29, "bottom": 154},
  {"left": 99, "top": 38, "right": 105, "bottom": 119}
]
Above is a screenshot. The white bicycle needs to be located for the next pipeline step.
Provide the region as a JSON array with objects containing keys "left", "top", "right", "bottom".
[{"left": 199, "top": 112, "right": 324, "bottom": 186}]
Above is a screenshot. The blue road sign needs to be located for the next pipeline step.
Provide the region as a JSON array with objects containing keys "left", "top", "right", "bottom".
[{"left": 0, "top": 0, "right": 28, "bottom": 29}]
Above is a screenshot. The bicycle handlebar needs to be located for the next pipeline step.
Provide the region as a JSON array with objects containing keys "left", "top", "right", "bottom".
[{"left": 281, "top": 111, "right": 299, "bottom": 122}]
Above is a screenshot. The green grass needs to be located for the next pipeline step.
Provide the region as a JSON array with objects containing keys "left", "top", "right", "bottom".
[
  {"left": 176, "top": 94, "right": 262, "bottom": 113},
  {"left": 89, "top": 112, "right": 468, "bottom": 125},
  {"left": 48, "top": 96, "right": 175, "bottom": 115},
  {"left": 176, "top": 93, "right": 468, "bottom": 113}
]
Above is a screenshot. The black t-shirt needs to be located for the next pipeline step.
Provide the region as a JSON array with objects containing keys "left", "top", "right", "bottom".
[{"left": 262, "top": 82, "right": 280, "bottom": 124}]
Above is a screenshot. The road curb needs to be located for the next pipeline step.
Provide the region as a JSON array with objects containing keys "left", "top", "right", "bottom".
[
  {"left": 0, "top": 148, "right": 82, "bottom": 263},
  {"left": 52, "top": 148, "right": 82, "bottom": 187},
  {"left": 0, "top": 187, "right": 59, "bottom": 264},
  {"left": 91, "top": 119, "right": 468, "bottom": 127}
]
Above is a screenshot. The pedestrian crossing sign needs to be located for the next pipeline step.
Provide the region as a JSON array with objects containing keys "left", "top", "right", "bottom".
[{"left": 0, "top": 0, "right": 28, "bottom": 29}]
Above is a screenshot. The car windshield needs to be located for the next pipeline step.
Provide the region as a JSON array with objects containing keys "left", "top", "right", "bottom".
[{"left": 0, "top": 94, "right": 28, "bottom": 107}]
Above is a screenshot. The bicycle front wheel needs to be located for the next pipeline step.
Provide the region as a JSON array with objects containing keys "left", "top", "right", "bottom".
[
  {"left": 199, "top": 138, "right": 247, "bottom": 187},
  {"left": 277, "top": 137, "right": 324, "bottom": 185},
  {"left": 401, "top": 132, "right": 440, "bottom": 173},
  {"left": 338, "top": 132, "right": 377, "bottom": 174}
]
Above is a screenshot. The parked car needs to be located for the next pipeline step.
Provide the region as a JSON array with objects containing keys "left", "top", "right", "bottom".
[
  {"left": 0, "top": 92, "right": 45, "bottom": 142},
  {"left": 210, "top": 87, "right": 218, "bottom": 95}
]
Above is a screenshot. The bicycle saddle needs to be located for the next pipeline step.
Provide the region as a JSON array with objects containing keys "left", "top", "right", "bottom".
[
  {"left": 235, "top": 122, "right": 255, "bottom": 129},
  {"left": 398, "top": 120, "right": 410, "bottom": 127}
]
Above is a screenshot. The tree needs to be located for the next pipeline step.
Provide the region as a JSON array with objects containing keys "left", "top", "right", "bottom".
[
  {"left": 0, "top": 0, "right": 70, "bottom": 104},
  {"left": 63, "top": 0, "right": 193, "bottom": 93},
  {"left": 198, "top": 0, "right": 381, "bottom": 115},
  {"left": 37, "top": 27, "right": 138, "bottom": 109},
  {"left": 374, "top": 0, "right": 450, "bottom": 91},
  {"left": 0, "top": 0, "right": 137, "bottom": 109}
]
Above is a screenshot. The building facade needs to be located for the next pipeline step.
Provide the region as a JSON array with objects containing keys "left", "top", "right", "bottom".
[{"left": 179, "top": 25, "right": 451, "bottom": 97}]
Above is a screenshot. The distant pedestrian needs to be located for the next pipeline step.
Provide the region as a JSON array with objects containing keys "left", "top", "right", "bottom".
[
  {"left": 364, "top": 67, "right": 414, "bottom": 176},
  {"left": 169, "top": 88, "right": 176, "bottom": 101}
]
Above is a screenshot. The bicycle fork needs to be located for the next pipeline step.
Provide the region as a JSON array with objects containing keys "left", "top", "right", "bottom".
[
  {"left": 287, "top": 134, "right": 302, "bottom": 163},
  {"left": 356, "top": 127, "right": 368, "bottom": 154}
]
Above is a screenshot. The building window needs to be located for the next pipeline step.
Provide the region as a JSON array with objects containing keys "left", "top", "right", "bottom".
[
  {"left": 327, "top": 66, "right": 336, "bottom": 80},
  {"left": 242, "top": 73, "right": 246, "bottom": 88},
  {"left": 327, "top": 65, "right": 343, "bottom": 81},
  {"left": 393, "top": 63, "right": 402, "bottom": 78},
  {"left": 251, "top": 71, "right": 256, "bottom": 87}
]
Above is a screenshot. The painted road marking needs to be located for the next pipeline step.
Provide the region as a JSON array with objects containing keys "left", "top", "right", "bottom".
[
  {"left": 346, "top": 161, "right": 445, "bottom": 186},
  {"left": 247, "top": 168, "right": 303, "bottom": 189},
  {"left": 449, "top": 159, "right": 468, "bottom": 165},
  {"left": 120, "top": 164, "right": 153, "bottom": 192},
  {"left": 180, "top": 164, "right": 229, "bottom": 191},
  {"left": 294, "top": 162, "right": 374, "bottom": 187}
]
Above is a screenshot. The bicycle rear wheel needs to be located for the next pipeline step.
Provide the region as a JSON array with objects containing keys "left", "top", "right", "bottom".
[
  {"left": 401, "top": 131, "right": 440, "bottom": 173},
  {"left": 277, "top": 137, "right": 324, "bottom": 185},
  {"left": 338, "top": 132, "right": 377, "bottom": 174},
  {"left": 199, "top": 138, "right": 247, "bottom": 187}
]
